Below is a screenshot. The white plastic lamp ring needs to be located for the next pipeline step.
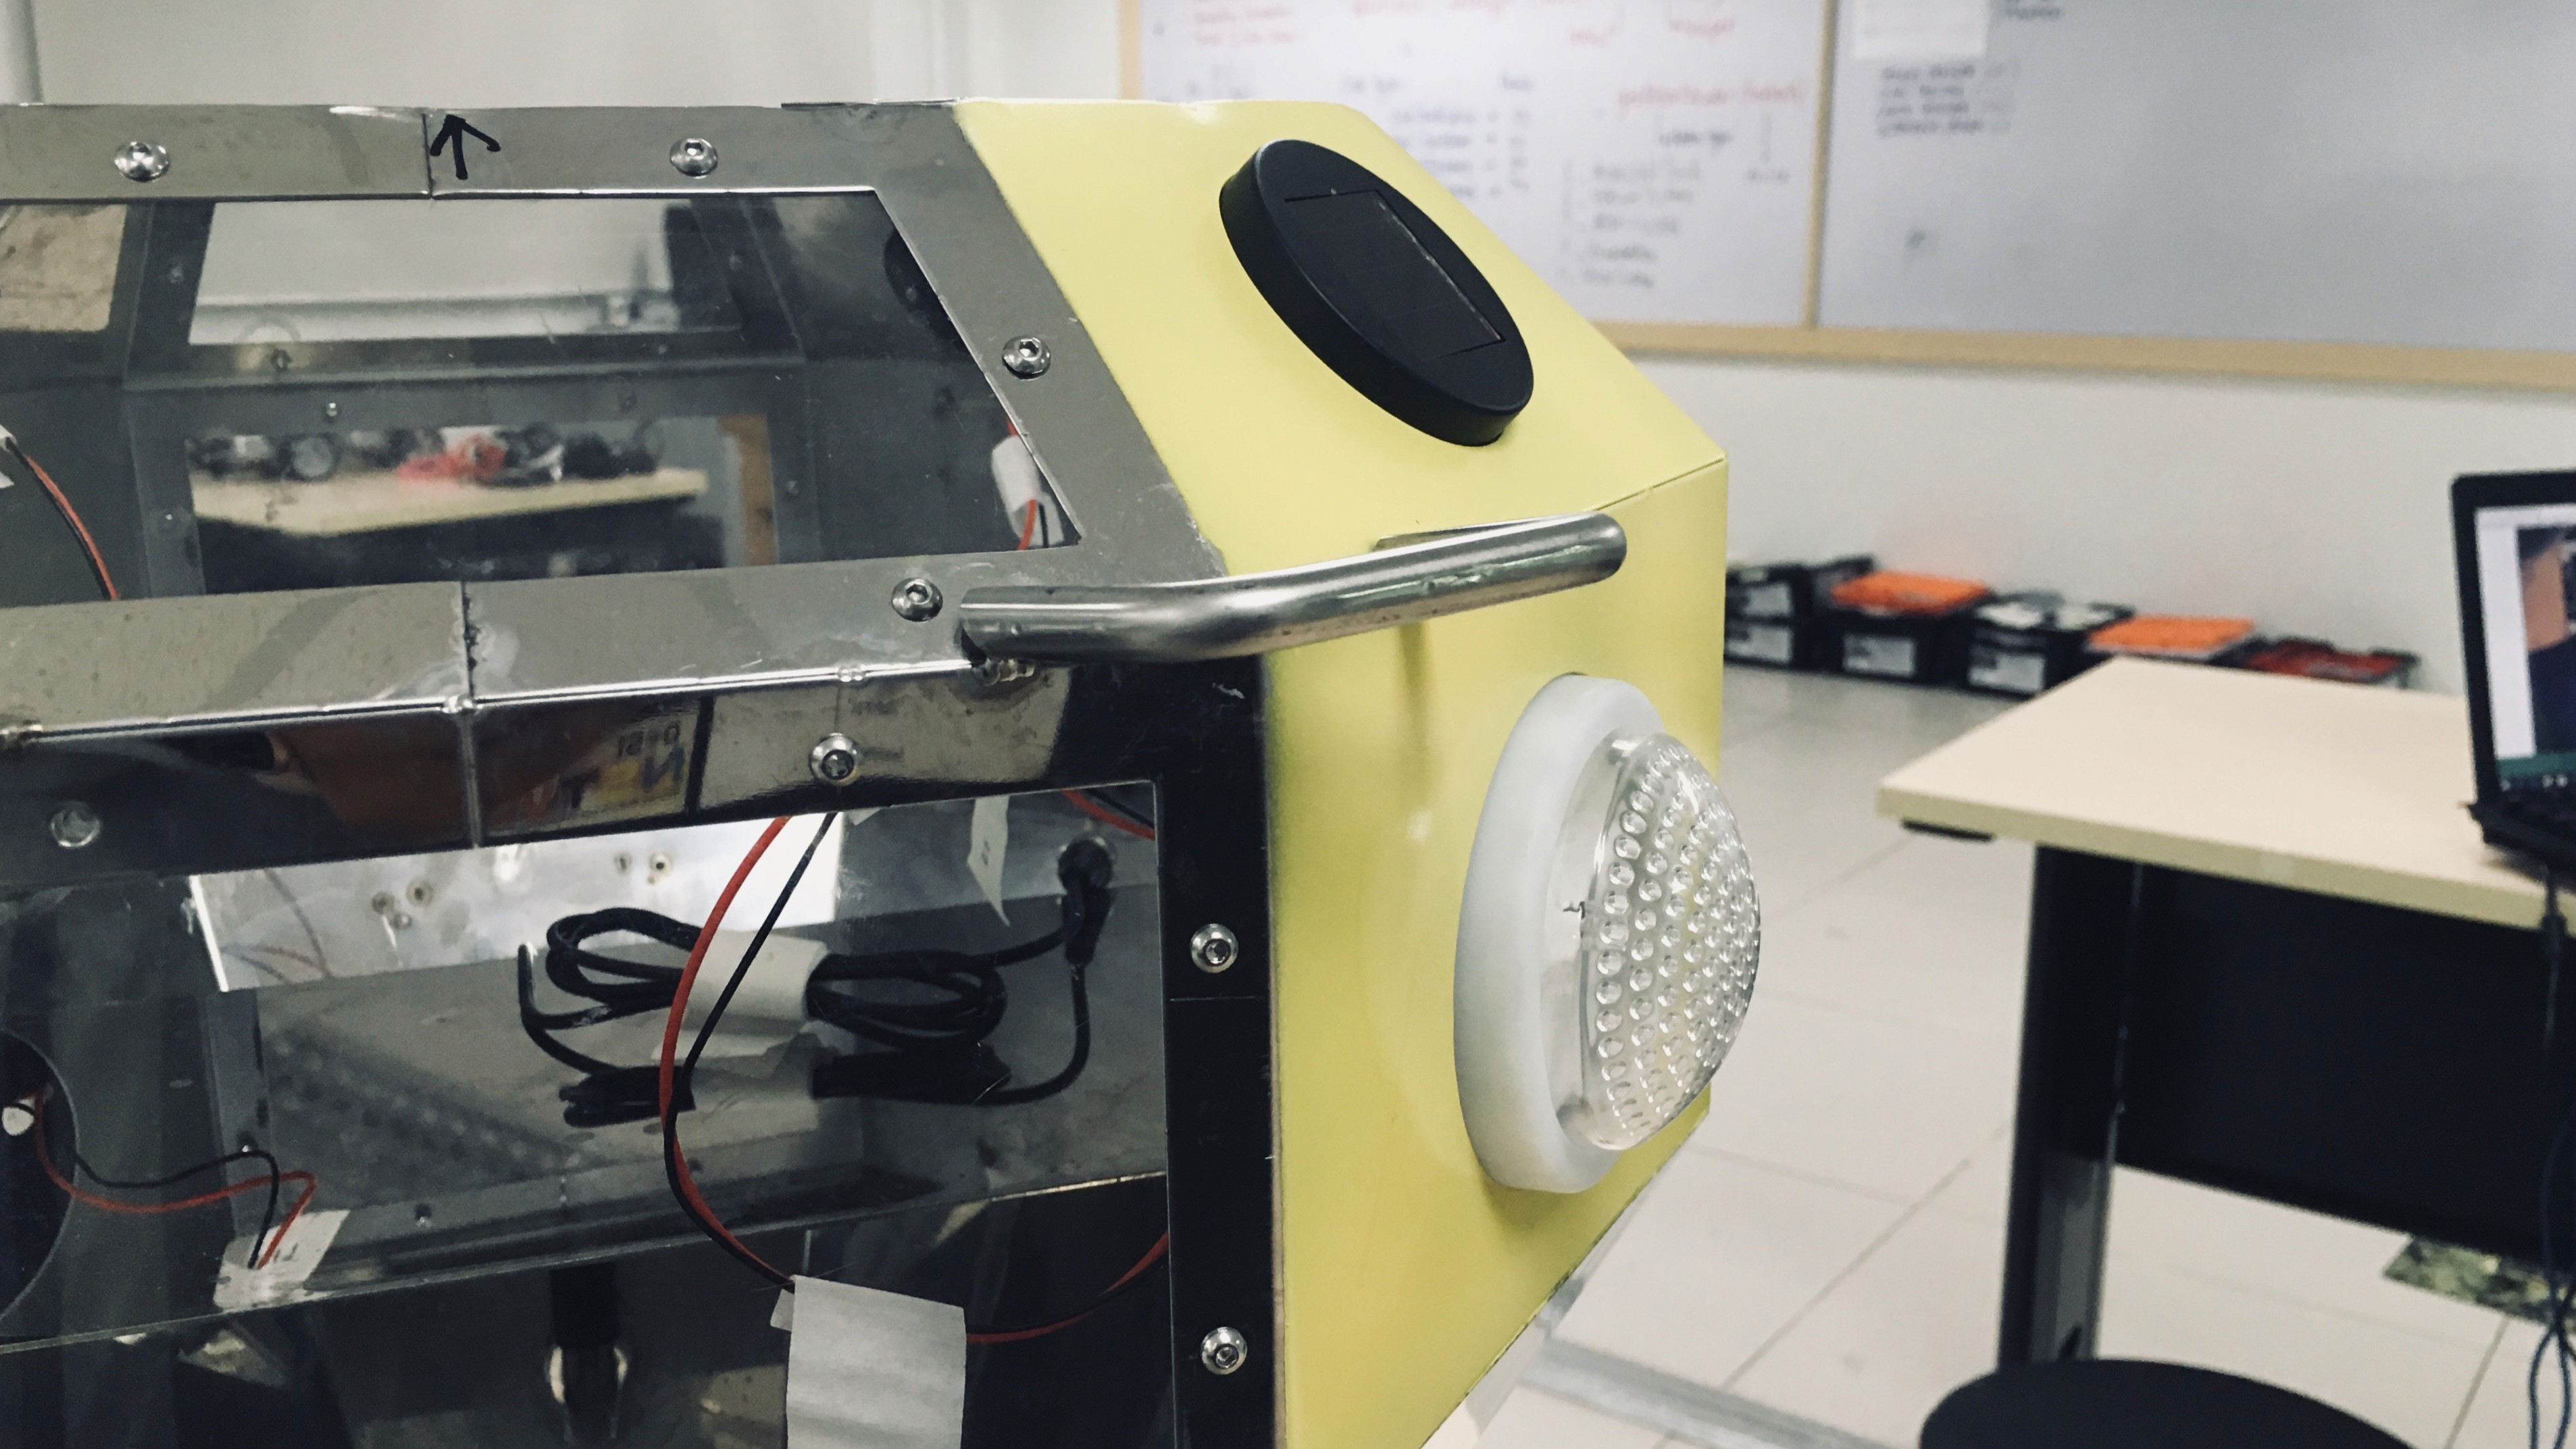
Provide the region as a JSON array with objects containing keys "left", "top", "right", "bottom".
[{"left": 1455, "top": 676, "right": 1761, "bottom": 1192}]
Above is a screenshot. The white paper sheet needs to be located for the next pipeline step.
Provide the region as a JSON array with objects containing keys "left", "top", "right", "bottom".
[
  {"left": 965, "top": 796, "right": 1009, "bottom": 922},
  {"left": 778, "top": 1277, "right": 966, "bottom": 1449},
  {"left": 212, "top": 1209, "right": 347, "bottom": 1311},
  {"left": 1850, "top": 0, "right": 1989, "bottom": 59}
]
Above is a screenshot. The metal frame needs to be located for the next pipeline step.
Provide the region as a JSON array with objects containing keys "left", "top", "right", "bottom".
[
  {"left": 2000, "top": 845, "right": 2571, "bottom": 1365},
  {"left": 0, "top": 103, "right": 1289, "bottom": 1448},
  {"left": 0, "top": 105, "right": 1223, "bottom": 891}
]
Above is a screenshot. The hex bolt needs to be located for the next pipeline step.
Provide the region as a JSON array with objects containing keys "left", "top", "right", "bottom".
[
  {"left": 809, "top": 733, "right": 862, "bottom": 785},
  {"left": 1001, "top": 336, "right": 1051, "bottom": 378},
  {"left": 1190, "top": 923, "right": 1240, "bottom": 975},
  {"left": 47, "top": 803, "right": 101, "bottom": 850},
  {"left": 890, "top": 577, "right": 943, "bottom": 621},
  {"left": 1199, "top": 1325, "right": 1248, "bottom": 1376},
  {"left": 113, "top": 141, "right": 169, "bottom": 183},
  {"left": 669, "top": 137, "right": 719, "bottom": 177}
]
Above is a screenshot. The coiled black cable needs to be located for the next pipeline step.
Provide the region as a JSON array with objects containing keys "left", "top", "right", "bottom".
[
  {"left": 808, "top": 837, "right": 1114, "bottom": 1105},
  {"left": 518, "top": 836, "right": 1117, "bottom": 1123},
  {"left": 517, "top": 908, "right": 707, "bottom": 1125}
]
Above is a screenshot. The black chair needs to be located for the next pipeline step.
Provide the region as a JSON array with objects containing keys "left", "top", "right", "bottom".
[{"left": 1922, "top": 1360, "right": 2408, "bottom": 1449}]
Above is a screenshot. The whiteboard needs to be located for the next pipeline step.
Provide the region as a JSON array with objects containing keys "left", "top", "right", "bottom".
[
  {"left": 1138, "top": 0, "right": 1832, "bottom": 328},
  {"left": 1818, "top": 1, "right": 2576, "bottom": 351}
]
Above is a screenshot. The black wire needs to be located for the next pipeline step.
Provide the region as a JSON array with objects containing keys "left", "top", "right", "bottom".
[
  {"left": 686, "top": 815, "right": 837, "bottom": 1084},
  {"left": 523, "top": 834, "right": 1112, "bottom": 1123},
  {"left": 2535, "top": 867, "right": 2576, "bottom": 1449},
  {"left": 519, "top": 908, "right": 719, "bottom": 1118},
  {"left": 264, "top": 868, "right": 330, "bottom": 978},
  {"left": 59, "top": 1127, "right": 284, "bottom": 1267},
  {"left": 662, "top": 813, "right": 836, "bottom": 1292},
  {"left": 807, "top": 839, "right": 1112, "bottom": 1107},
  {"left": 972, "top": 959, "right": 1090, "bottom": 1107},
  {"left": 517, "top": 946, "right": 642, "bottom": 1078}
]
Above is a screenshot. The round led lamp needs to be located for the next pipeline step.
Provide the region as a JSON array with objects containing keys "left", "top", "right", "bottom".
[{"left": 1455, "top": 676, "right": 1760, "bottom": 1192}]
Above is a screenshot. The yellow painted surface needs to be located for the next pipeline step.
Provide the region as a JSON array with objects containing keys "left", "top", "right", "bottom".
[{"left": 958, "top": 100, "right": 1729, "bottom": 1449}]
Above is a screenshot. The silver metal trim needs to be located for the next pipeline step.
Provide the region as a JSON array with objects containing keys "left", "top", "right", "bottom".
[
  {"left": 1527, "top": 1342, "right": 1895, "bottom": 1449},
  {"left": 956, "top": 513, "right": 1626, "bottom": 664}
]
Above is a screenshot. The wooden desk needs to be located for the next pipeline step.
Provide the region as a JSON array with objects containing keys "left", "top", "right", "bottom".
[{"left": 1879, "top": 659, "right": 2563, "bottom": 1365}]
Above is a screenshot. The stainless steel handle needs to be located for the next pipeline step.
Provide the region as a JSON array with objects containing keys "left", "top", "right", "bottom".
[{"left": 957, "top": 512, "right": 1627, "bottom": 664}]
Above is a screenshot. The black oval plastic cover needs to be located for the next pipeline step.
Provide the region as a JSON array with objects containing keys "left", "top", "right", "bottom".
[{"left": 1220, "top": 140, "right": 1534, "bottom": 447}]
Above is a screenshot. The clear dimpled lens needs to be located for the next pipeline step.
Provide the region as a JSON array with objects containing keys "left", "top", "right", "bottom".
[{"left": 1567, "top": 734, "right": 1759, "bottom": 1150}]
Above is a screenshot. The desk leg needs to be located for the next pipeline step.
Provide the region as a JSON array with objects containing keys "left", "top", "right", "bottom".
[{"left": 1998, "top": 847, "right": 2140, "bottom": 1365}]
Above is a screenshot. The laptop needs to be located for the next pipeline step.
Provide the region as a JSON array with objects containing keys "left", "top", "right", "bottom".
[{"left": 2454, "top": 471, "right": 2576, "bottom": 871}]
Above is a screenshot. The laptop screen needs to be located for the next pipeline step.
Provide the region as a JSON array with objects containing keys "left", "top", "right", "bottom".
[{"left": 2471, "top": 499, "right": 2576, "bottom": 789}]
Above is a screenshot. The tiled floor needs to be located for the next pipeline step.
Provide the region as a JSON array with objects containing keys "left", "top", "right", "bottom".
[{"left": 1476, "top": 668, "right": 2537, "bottom": 1449}]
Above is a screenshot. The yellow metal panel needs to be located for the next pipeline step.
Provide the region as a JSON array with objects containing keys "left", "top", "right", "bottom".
[{"left": 956, "top": 101, "right": 1730, "bottom": 1449}]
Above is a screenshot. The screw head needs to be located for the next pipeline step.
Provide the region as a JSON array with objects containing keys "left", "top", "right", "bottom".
[
  {"left": 1190, "top": 923, "right": 1240, "bottom": 974},
  {"left": 1001, "top": 336, "right": 1051, "bottom": 379},
  {"left": 47, "top": 803, "right": 101, "bottom": 850},
  {"left": 669, "top": 136, "right": 719, "bottom": 177},
  {"left": 809, "top": 733, "right": 861, "bottom": 785},
  {"left": 112, "top": 141, "right": 169, "bottom": 183},
  {"left": 890, "top": 577, "right": 943, "bottom": 621},
  {"left": 1199, "top": 1325, "right": 1248, "bottom": 1376}
]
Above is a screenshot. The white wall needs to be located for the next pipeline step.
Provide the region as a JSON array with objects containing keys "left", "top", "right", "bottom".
[
  {"left": 28, "top": 0, "right": 1115, "bottom": 107},
  {"left": 30, "top": 0, "right": 2556, "bottom": 692},
  {"left": 1647, "top": 359, "right": 2576, "bottom": 692}
]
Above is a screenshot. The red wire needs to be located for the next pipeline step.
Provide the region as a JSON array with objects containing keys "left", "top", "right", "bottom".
[
  {"left": 658, "top": 815, "right": 795, "bottom": 1286},
  {"left": 1017, "top": 497, "right": 1040, "bottom": 551},
  {"left": 660, "top": 810, "right": 1169, "bottom": 1330},
  {"left": 966, "top": 1231, "right": 1171, "bottom": 1345},
  {"left": 26, "top": 1100, "right": 314, "bottom": 1269},
  {"left": 11, "top": 440, "right": 117, "bottom": 601},
  {"left": 1060, "top": 790, "right": 1155, "bottom": 840}
]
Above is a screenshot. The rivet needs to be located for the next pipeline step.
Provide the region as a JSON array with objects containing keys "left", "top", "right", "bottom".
[
  {"left": 47, "top": 803, "right": 101, "bottom": 850},
  {"left": 890, "top": 577, "right": 943, "bottom": 621},
  {"left": 1199, "top": 1325, "right": 1248, "bottom": 1375},
  {"left": 810, "top": 733, "right": 861, "bottom": 784},
  {"left": 113, "top": 141, "right": 169, "bottom": 183},
  {"left": 1001, "top": 336, "right": 1051, "bottom": 378},
  {"left": 669, "top": 137, "right": 719, "bottom": 178},
  {"left": 1190, "top": 923, "right": 1240, "bottom": 974}
]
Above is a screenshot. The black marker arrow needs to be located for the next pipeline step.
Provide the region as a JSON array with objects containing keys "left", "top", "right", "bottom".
[{"left": 428, "top": 113, "right": 500, "bottom": 181}]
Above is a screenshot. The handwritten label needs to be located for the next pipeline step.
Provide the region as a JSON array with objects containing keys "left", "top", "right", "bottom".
[
  {"left": 1873, "top": 59, "right": 2019, "bottom": 138},
  {"left": 213, "top": 1209, "right": 348, "bottom": 1311}
]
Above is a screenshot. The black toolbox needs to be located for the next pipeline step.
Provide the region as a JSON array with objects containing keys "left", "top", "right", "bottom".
[
  {"left": 1821, "top": 571, "right": 1994, "bottom": 686},
  {"left": 1725, "top": 555, "right": 1873, "bottom": 669},
  {"left": 1965, "top": 595, "right": 2133, "bottom": 697}
]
